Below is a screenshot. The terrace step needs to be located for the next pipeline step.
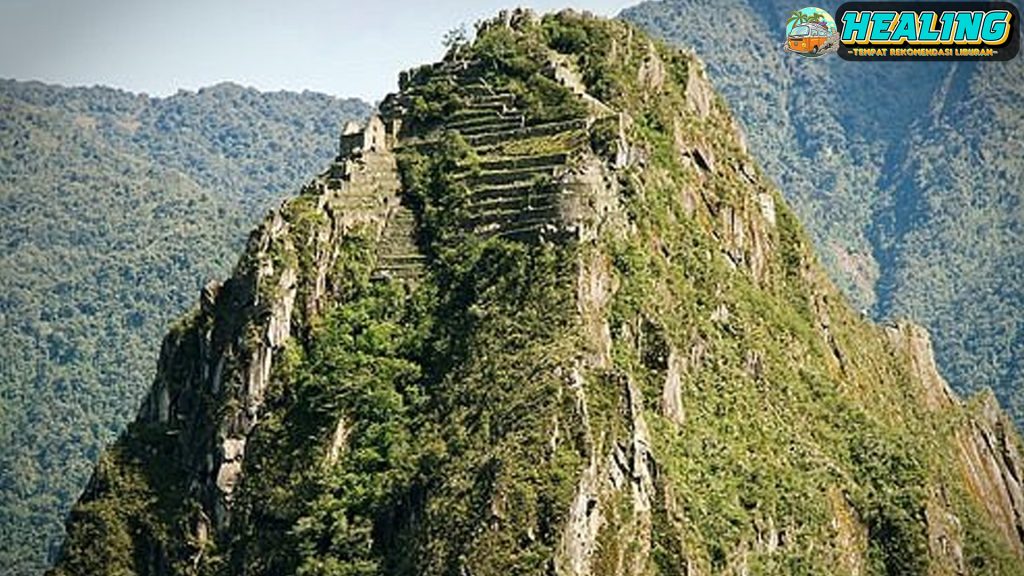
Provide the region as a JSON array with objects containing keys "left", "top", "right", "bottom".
[
  {"left": 471, "top": 91, "right": 516, "bottom": 102},
  {"left": 378, "top": 253, "right": 426, "bottom": 265},
  {"left": 336, "top": 199, "right": 388, "bottom": 210},
  {"left": 465, "top": 118, "right": 589, "bottom": 147},
  {"left": 473, "top": 129, "right": 588, "bottom": 158},
  {"left": 461, "top": 165, "right": 561, "bottom": 187},
  {"left": 384, "top": 220, "right": 417, "bottom": 233},
  {"left": 446, "top": 113, "right": 523, "bottom": 132},
  {"left": 475, "top": 153, "right": 569, "bottom": 172},
  {"left": 450, "top": 118, "right": 525, "bottom": 137},
  {"left": 499, "top": 224, "right": 576, "bottom": 243},
  {"left": 395, "top": 120, "right": 586, "bottom": 158},
  {"left": 372, "top": 267, "right": 424, "bottom": 282},
  {"left": 382, "top": 216, "right": 415, "bottom": 226},
  {"left": 335, "top": 193, "right": 393, "bottom": 203},
  {"left": 402, "top": 78, "right": 456, "bottom": 97},
  {"left": 475, "top": 215, "right": 573, "bottom": 239},
  {"left": 386, "top": 211, "right": 417, "bottom": 223},
  {"left": 468, "top": 191, "right": 561, "bottom": 213},
  {"left": 461, "top": 84, "right": 512, "bottom": 98},
  {"left": 379, "top": 234, "right": 417, "bottom": 248},
  {"left": 436, "top": 60, "right": 472, "bottom": 74},
  {"left": 425, "top": 71, "right": 458, "bottom": 84},
  {"left": 461, "top": 100, "right": 516, "bottom": 114},
  {"left": 469, "top": 181, "right": 558, "bottom": 202},
  {"left": 377, "top": 264, "right": 424, "bottom": 274},
  {"left": 379, "top": 238, "right": 418, "bottom": 251},
  {"left": 468, "top": 205, "right": 562, "bottom": 228},
  {"left": 448, "top": 108, "right": 504, "bottom": 124}
]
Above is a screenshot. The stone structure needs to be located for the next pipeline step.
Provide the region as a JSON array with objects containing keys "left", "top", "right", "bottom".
[{"left": 338, "top": 114, "right": 401, "bottom": 158}]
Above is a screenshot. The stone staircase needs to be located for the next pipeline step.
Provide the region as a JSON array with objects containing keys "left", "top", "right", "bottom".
[
  {"left": 310, "top": 138, "right": 426, "bottom": 283},
  {"left": 373, "top": 206, "right": 425, "bottom": 281}
]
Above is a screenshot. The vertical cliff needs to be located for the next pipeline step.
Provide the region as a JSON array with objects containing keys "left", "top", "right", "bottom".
[{"left": 52, "top": 10, "right": 1024, "bottom": 576}]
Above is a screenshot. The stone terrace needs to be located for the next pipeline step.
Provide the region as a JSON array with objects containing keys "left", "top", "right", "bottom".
[
  {"left": 309, "top": 54, "right": 604, "bottom": 285},
  {"left": 388, "top": 58, "right": 594, "bottom": 242}
]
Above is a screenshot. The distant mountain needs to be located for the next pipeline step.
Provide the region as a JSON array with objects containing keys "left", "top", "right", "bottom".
[
  {"left": 49, "top": 10, "right": 1024, "bottom": 576},
  {"left": 0, "top": 79, "right": 369, "bottom": 575},
  {"left": 621, "top": 0, "right": 1024, "bottom": 422}
]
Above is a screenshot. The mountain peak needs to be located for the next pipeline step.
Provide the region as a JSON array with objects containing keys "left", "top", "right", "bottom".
[{"left": 51, "top": 11, "right": 1024, "bottom": 575}]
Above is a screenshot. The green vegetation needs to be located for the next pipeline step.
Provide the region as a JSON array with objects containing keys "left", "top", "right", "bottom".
[
  {"left": 46, "top": 10, "right": 1024, "bottom": 576},
  {"left": 541, "top": 19, "right": 943, "bottom": 569},
  {"left": 0, "top": 79, "right": 368, "bottom": 575},
  {"left": 231, "top": 275, "right": 425, "bottom": 575},
  {"left": 621, "top": 0, "right": 1024, "bottom": 428}
]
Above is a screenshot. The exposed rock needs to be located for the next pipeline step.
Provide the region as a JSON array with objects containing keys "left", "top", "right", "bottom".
[
  {"left": 220, "top": 438, "right": 245, "bottom": 462},
  {"left": 561, "top": 456, "right": 603, "bottom": 575},
  {"left": 744, "top": 350, "right": 763, "bottom": 380},
  {"left": 637, "top": 42, "right": 666, "bottom": 92},
  {"left": 558, "top": 364, "right": 604, "bottom": 576},
  {"left": 156, "top": 385, "right": 170, "bottom": 424},
  {"left": 884, "top": 321, "right": 958, "bottom": 412},
  {"left": 886, "top": 320, "right": 1024, "bottom": 558},
  {"left": 828, "top": 486, "right": 868, "bottom": 576},
  {"left": 210, "top": 354, "right": 226, "bottom": 395},
  {"left": 215, "top": 461, "right": 242, "bottom": 495},
  {"left": 661, "top": 347, "right": 685, "bottom": 426},
  {"left": 266, "top": 266, "right": 297, "bottom": 350},
  {"left": 623, "top": 375, "right": 654, "bottom": 569},
  {"left": 326, "top": 417, "right": 349, "bottom": 466},
  {"left": 693, "top": 144, "right": 715, "bottom": 173},
  {"left": 565, "top": 153, "right": 622, "bottom": 243},
  {"left": 926, "top": 487, "right": 966, "bottom": 575},
  {"left": 757, "top": 192, "right": 775, "bottom": 228},
  {"left": 200, "top": 280, "right": 221, "bottom": 315},
  {"left": 955, "top": 392, "right": 1024, "bottom": 556},
  {"left": 577, "top": 251, "right": 614, "bottom": 369},
  {"left": 685, "top": 60, "right": 714, "bottom": 118}
]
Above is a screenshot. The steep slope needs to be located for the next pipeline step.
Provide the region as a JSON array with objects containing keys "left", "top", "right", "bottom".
[
  {"left": 619, "top": 1, "right": 1024, "bottom": 428},
  {"left": 51, "top": 11, "right": 1024, "bottom": 575},
  {"left": 0, "top": 80, "right": 369, "bottom": 575}
]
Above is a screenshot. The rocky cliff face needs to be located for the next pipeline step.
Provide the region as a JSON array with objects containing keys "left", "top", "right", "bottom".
[
  {"left": 620, "top": 0, "right": 1024, "bottom": 432},
  {"left": 52, "top": 10, "right": 1024, "bottom": 576}
]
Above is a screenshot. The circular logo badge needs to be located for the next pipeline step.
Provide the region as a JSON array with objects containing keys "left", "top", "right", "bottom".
[{"left": 785, "top": 7, "right": 839, "bottom": 57}]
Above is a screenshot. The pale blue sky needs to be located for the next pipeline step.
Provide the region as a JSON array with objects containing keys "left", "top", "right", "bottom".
[{"left": 0, "top": 0, "right": 636, "bottom": 102}]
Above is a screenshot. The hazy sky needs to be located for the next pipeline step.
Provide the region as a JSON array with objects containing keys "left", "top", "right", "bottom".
[{"left": 0, "top": 0, "right": 637, "bottom": 102}]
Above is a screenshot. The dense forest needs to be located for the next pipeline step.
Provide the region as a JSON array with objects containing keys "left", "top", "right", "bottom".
[
  {"left": 622, "top": 0, "right": 1024, "bottom": 423},
  {"left": 0, "top": 80, "right": 368, "bottom": 575}
]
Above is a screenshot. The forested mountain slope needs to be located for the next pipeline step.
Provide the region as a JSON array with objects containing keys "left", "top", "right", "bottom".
[
  {"left": 621, "top": 0, "right": 1024, "bottom": 422},
  {"left": 51, "top": 11, "right": 1024, "bottom": 576},
  {"left": 0, "top": 79, "right": 369, "bottom": 575}
]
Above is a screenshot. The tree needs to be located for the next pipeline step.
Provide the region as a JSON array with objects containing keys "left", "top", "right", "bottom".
[
  {"left": 787, "top": 10, "right": 810, "bottom": 31},
  {"left": 443, "top": 25, "right": 470, "bottom": 57}
]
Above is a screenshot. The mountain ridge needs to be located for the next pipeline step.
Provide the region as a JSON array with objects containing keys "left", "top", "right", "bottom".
[{"left": 50, "top": 10, "right": 1024, "bottom": 575}]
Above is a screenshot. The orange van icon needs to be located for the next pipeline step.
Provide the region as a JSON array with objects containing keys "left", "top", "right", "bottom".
[
  {"left": 784, "top": 8, "right": 839, "bottom": 57},
  {"left": 787, "top": 22, "right": 830, "bottom": 54}
]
